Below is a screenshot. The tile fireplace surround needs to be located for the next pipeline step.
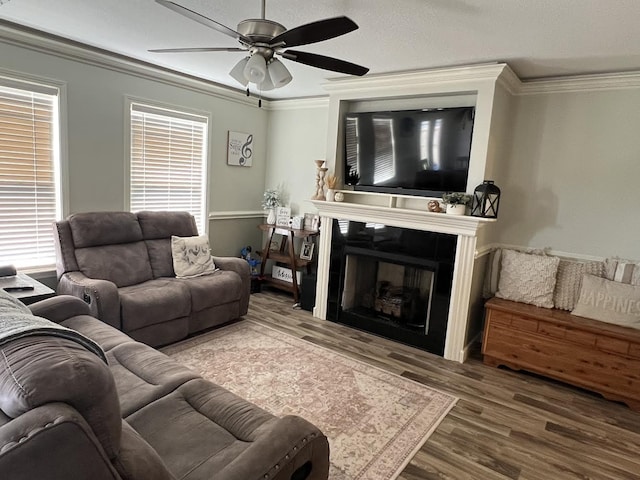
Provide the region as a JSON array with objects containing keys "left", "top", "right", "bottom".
[{"left": 312, "top": 195, "right": 495, "bottom": 362}]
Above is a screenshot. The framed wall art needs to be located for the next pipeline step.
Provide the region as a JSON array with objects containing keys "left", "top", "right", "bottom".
[{"left": 227, "top": 131, "right": 253, "bottom": 167}]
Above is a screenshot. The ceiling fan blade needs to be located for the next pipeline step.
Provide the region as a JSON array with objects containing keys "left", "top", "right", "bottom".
[
  {"left": 270, "top": 16, "right": 358, "bottom": 48},
  {"left": 149, "top": 47, "right": 247, "bottom": 53},
  {"left": 281, "top": 50, "right": 369, "bottom": 76},
  {"left": 155, "top": 0, "right": 251, "bottom": 44}
]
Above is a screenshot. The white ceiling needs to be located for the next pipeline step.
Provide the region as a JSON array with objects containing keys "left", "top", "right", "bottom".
[{"left": 1, "top": 0, "right": 640, "bottom": 100}]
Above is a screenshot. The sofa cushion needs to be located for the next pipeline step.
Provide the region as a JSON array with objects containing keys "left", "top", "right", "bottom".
[
  {"left": 0, "top": 336, "right": 122, "bottom": 460},
  {"left": 137, "top": 211, "right": 197, "bottom": 240},
  {"left": 171, "top": 235, "right": 216, "bottom": 278},
  {"left": 139, "top": 211, "right": 200, "bottom": 279},
  {"left": 118, "top": 279, "right": 191, "bottom": 332},
  {"left": 115, "top": 420, "right": 174, "bottom": 480},
  {"left": 145, "top": 238, "right": 175, "bottom": 278},
  {"left": 68, "top": 212, "right": 143, "bottom": 248},
  {"left": 174, "top": 270, "right": 243, "bottom": 312},
  {"left": 107, "top": 342, "right": 199, "bottom": 417},
  {"left": 572, "top": 274, "right": 640, "bottom": 329},
  {"left": 61, "top": 315, "right": 137, "bottom": 351},
  {"left": 125, "top": 379, "right": 277, "bottom": 479},
  {"left": 496, "top": 249, "right": 560, "bottom": 308},
  {"left": 75, "top": 242, "right": 153, "bottom": 288}
]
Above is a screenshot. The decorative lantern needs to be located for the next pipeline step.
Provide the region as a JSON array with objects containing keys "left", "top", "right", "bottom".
[{"left": 471, "top": 180, "right": 501, "bottom": 218}]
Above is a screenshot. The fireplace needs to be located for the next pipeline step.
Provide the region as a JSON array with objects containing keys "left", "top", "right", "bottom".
[
  {"left": 327, "top": 220, "right": 456, "bottom": 355},
  {"left": 312, "top": 194, "right": 495, "bottom": 362}
]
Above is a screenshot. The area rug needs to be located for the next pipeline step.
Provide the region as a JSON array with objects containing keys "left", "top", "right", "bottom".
[{"left": 163, "top": 321, "right": 457, "bottom": 480}]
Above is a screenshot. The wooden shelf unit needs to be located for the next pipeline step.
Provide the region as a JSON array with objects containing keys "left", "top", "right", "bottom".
[{"left": 258, "top": 224, "right": 318, "bottom": 303}]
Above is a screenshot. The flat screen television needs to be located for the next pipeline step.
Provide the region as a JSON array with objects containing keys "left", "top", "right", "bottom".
[{"left": 343, "top": 106, "right": 475, "bottom": 197}]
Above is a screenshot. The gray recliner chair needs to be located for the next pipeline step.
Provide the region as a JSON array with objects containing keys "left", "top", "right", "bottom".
[
  {"left": 0, "top": 292, "right": 330, "bottom": 480},
  {"left": 53, "top": 211, "right": 250, "bottom": 347}
]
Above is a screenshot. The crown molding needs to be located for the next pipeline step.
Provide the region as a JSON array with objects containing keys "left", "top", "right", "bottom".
[
  {"left": 0, "top": 20, "right": 262, "bottom": 108},
  {"left": 265, "top": 97, "right": 330, "bottom": 111},
  {"left": 519, "top": 71, "right": 640, "bottom": 95},
  {"left": 495, "top": 64, "right": 522, "bottom": 96},
  {"left": 323, "top": 63, "right": 510, "bottom": 94}
]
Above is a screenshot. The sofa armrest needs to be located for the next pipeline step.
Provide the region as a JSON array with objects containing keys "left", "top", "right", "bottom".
[
  {"left": 57, "top": 272, "right": 121, "bottom": 330},
  {"left": 29, "top": 295, "right": 91, "bottom": 323},
  {"left": 218, "top": 415, "right": 329, "bottom": 480},
  {"left": 213, "top": 256, "right": 251, "bottom": 315},
  {"left": 0, "top": 403, "right": 120, "bottom": 480}
]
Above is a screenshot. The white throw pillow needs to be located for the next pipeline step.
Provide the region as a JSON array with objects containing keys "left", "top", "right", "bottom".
[
  {"left": 171, "top": 235, "right": 216, "bottom": 278},
  {"left": 495, "top": 249, "right": 560, "bottom": 308},
  {"left": 572, "top": 274, "right": 640, "bottom": 329}
]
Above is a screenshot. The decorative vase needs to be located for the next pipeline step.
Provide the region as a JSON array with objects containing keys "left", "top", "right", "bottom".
[
  {"left": 266, "top": 208, "right": 276, "bottom": 224},
  {"left": 326, "top": 188, "right": 335, "bottom": 202},
  {"left": 446, "top": 204, "right": 466, "bottom": 215},
  {"left": 334, "top": 191, "right": 344, "bottom": 202}
]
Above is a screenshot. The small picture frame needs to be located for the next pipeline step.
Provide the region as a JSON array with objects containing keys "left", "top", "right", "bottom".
[
  {"left": 303, "top": 213, "right": 315, "bottom": 231},
  {"left": 300, "top": 241, "right": 314, "bottom": 261},
  {"left": 276, "top": 206, "right": 291, "bottom": 227},
  {"left": 269, "top": 234, "right": 286, "bottom": 251},
  {"left": 310, "top": 215, "right": 320, "bottom": 232}
]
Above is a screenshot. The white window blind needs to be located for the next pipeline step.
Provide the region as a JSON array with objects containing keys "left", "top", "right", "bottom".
[
  {"left": 0, "top": 80, "right": 60, "bottom": 269},
  {"left": 130, "top": 103, "right": 208, "bottom": 234}
]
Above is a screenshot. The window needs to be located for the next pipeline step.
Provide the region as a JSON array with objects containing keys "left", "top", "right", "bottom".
[
  {"left": 0, "top": 77, "right": 61, "bottom": 269},
  {"left": 129, "top": 102, "right": 208, "bottom": 233}
]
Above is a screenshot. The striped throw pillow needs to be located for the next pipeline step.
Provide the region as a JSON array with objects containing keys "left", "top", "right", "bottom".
[{"left": 604, "top": 257, "right": 640, "bottom": 285}]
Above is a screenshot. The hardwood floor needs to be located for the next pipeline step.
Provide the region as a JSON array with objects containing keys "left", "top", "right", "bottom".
[{"left": 246, "top": 291, "right": 640, "bottom": 480}]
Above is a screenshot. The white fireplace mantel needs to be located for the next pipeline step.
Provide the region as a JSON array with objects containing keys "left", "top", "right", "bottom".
[
  {"left": 311, "top": 198, "right": 495, "bottom": 362},
  {"left": 311, "top": 198, "right": 495, "bottom": 237}
]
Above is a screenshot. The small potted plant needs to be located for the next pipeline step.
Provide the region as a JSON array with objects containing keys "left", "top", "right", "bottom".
[
  {"left": 442, "top": 192, "right": 471, "bottom": 215},
  {"left": 262, "top": 188, "right": 281, "bottom": 224},
  {"left": 325, "top": 173, "right": 339, "bottom": 201}
]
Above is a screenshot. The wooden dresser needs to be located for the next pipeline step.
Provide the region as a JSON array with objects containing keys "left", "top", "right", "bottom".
[{"left": 482, "top": 297, "right": 640, "bottom": 411}]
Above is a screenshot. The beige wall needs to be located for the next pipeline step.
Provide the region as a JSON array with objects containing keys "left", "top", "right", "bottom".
[
  {"left": 265, "top": 103, "right": 329, "bottom": 216},
  {"left": 0, "top": 40, "right": 267, "bottom": 256},
  {"left": 496, "top": 88, "right": 640, "bottom": 259}
]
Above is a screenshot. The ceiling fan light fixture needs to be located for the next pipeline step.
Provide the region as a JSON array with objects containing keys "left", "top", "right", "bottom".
[
  {"left": 268, "top": 58, "right": 292, "bottom": 87},
  {"left": 243, "top": 53, "right": 267, "bottom": 84},
  {"left": 229, "top": 57, "right": 250, "bottom": 86},
  {"left": 260, "top": 73, "right": 276, "bottom": 91}
]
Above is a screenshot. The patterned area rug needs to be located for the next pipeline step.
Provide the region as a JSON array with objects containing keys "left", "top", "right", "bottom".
[{"left": 163, "top": 321, "right": 457, "bottom": 480}]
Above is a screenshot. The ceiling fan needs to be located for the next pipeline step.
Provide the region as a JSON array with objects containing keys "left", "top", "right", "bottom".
[{"left": 150, "top": 0, "right": 369, "bottom": 92}]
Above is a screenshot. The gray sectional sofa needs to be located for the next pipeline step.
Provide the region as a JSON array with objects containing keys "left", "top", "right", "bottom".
[
  {"left": 54, "top": 211, "right": 250, "bottom": 347},
  {"left": 0, "top": 292, "right": 329, "bottom": 480}
]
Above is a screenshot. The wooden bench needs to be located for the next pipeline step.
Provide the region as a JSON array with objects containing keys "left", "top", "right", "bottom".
[{"left": 482, "top": 297, "right": 640, "bottom": 411}]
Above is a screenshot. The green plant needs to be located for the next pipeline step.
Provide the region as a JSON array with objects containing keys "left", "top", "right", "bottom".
[
  {"left": 442, "top": 192, "right": 472, "bottom": 206},
  {"left": 261, "top": 189, "right": 281, "bottom": 209}
]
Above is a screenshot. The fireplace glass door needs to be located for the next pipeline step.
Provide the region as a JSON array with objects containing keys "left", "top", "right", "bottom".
[{"left": 327, "top": 220, "right": 456, "bottom": 356}]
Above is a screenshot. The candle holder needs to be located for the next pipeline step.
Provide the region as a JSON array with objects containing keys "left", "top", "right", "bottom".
[{"left": 312, "top": 160, "right": 328, "bottom": 200}]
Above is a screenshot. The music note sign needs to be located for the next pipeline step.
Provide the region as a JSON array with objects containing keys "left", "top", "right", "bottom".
[{"left": 227, "top": 131, "right": 253, "bottom": 167}]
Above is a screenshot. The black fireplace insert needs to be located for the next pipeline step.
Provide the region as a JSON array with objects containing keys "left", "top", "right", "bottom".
[{"left": 327, "top": 220, "right": 457, "bottom": 356}]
